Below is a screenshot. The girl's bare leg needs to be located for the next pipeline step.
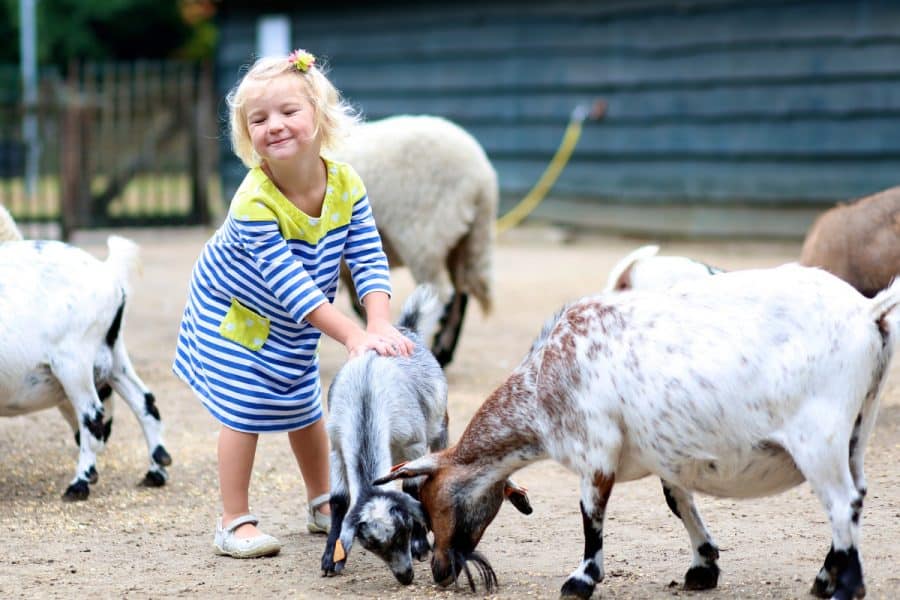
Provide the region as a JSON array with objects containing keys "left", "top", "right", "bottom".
[
  {"left": 288, "top": 419, "right": 331, "bottom": 516},
  {"left": 218, "top": 425, "right": 264, "bottom": 537}
]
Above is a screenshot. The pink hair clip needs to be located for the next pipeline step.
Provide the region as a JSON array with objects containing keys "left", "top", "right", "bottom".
[{"left": 288, "top": 49, "right": 316, "bottom": 73}]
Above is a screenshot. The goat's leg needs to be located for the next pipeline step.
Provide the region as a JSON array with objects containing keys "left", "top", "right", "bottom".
[
  {"left": 785, "top": 427, "right": 866, "bottom": 600},
  {"left": 401, "top": 478, "right": 431, "bottom": 561},
  {"left": 58, "top": 383, "right": 113, "bottom": 485},
  {"left": 661, "top": 480, "right": 720, "bottom": 590},
  {"left": 51, "top": 355, "right": 105, "bottom": 500},
  {"left": 560, "top": 472, "right": 615, "bottom": 599},
  {"left": 432, "top": 292, "right": 468, "bottom": 367},
  {"left": 108, "top": 340, "right": 171, "bottom": 486},
  {"left": 322, "top": 450, "right": 351, "bottom": 576}
]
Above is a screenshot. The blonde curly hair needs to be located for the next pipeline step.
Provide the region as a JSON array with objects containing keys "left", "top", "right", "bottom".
[{"left": 226, "top": 53, "right": 359, "bottom": 167}]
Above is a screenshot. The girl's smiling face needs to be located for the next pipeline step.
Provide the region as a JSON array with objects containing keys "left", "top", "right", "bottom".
[{"left": 245, "top": 75, "right": 319, "bottom": 164}]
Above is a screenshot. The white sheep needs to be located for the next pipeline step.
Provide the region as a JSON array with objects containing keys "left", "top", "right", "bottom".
[
  {"left": 378, "top": 265, "right": 899, "bottom": 599},
  {"left": 604, "top": 244, "right": 722, "bottom": 293},
  {"left": 0, "top": 213, "right": 171, "bottom": 500},
  {"left": 333, "top": 115, "right": 498, "bottom": 367}
]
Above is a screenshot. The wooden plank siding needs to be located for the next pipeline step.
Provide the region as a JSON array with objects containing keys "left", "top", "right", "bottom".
[{"left": 214, "top": 0, "right": 900, "bottom": 234}]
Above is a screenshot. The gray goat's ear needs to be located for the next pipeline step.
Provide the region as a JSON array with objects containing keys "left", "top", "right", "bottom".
[
  {"left": 372, "top": 456, "right": 438, "bottom": 485},
  {"left": 504, "top": 480, "right": 533, "bottom": 515},
  {"left": 404, "top": 496, "right": 428, "bottom": 528}
]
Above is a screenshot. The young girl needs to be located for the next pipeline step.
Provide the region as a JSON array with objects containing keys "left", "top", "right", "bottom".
[{"left": 173, "top": 49, "right": 414, "bottom": 559}]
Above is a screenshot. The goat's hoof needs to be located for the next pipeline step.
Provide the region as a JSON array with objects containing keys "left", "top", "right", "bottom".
[
  {"left": 811, "top": 569, "right": 836, "bottom": 598},
  {"left": 684, "top": 563, "right": 720, "bottom": 590},
  {"left": 560, "top": 577, "right": 595, "bottom": 599},
  {"left": 63, "top": 480, "right": 90, "bottom": 501},
  {"left": 141, "top": 469, "right": 167, "bottom": 487},
  {"left": 152, "top": 445, "right": 172, "bottom": 467},
  {"left": 87, "top": 466, "right": 99, "bottom": 485}
]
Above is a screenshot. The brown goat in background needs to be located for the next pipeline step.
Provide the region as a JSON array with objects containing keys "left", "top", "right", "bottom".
[{"left": 800, "top": 186, "right": 900, "bottom": 297}]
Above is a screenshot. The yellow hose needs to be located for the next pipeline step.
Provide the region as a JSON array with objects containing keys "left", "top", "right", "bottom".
[{"left": 496, "top": 103, "right": 597, "bottom": 234}]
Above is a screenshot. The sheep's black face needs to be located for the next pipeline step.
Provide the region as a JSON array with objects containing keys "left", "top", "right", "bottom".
[{"left": 355, "top": 492, "right": 418, "bottom": 585}]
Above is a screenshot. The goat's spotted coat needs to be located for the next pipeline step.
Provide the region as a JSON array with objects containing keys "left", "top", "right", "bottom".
[
  {"left": 0, "top": 236, "right": 170, "bottom": 500},
  {"left": 380, "top": 265, "right": 900, "bottom": 600}
]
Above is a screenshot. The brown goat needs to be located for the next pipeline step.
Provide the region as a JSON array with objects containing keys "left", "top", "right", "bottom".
[{"left": 800, "top": 186, "right": 900, "bottom": 297}]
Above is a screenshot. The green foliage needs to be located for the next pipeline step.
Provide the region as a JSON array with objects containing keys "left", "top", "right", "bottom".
[{"left": 1, "top": 0, "right": 216, "bottom": 68}]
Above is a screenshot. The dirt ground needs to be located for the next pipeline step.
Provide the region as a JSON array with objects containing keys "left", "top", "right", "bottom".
[{"left": 1, "top": 224, "right": 898, "bottom": 600}]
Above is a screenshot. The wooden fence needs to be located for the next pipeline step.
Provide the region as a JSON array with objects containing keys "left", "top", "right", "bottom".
[{"left": 0, "top": 60, "right": 218, "bottom": 239}]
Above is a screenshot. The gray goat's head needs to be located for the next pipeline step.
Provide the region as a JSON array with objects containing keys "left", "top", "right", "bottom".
[{"left": 341, "top": 488, "right": 427, "bottom": 585}]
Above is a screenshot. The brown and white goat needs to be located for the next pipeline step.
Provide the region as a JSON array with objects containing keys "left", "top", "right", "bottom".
[
  {"left": 378, "top": 265, "right": 900, "bottom": 599},
  {"left": 800, "top": 186, "right": 900, "bottom": 297}
]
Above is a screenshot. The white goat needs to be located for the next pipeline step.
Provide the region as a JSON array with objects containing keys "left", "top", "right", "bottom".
[
  {"left": 321, "top": 284, "right": 448, "bottom": 584},
  {"left": 333, "top": 115, "right": 498, "bottom": 367},
  {"left": 604, "top": 244, "right": 722, "bottom": 293},
  {"left": 0, "top": 226, "right": 171, "bottom": 500},
  {"left": 0, "top": 204, "right": 23, "bottom": 241},
  {"left": 378, "top": 265, "right": 900, "bottom": 600}
]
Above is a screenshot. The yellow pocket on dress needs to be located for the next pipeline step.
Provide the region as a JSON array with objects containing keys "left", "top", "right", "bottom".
[{"left": 219, "top": 298, "right": 270, "bottom": 351}]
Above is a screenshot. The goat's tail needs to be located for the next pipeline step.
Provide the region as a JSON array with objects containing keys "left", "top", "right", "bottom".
[
  {"left": 0, "top": 204, "right": 24, "bottom": 242},
  {"left": 450, "top": 165, "right": 497, "bottom": 315},
  {"left": 870, "top": 277, "right": 900, "bottom": 350},
  {"left": 603, "top": 244, "right": 660, "bottom": 292},
  {"left": 105, "top": 235, "right": 141, "bottom": 295},
  {"left": 397, "top": 284, "right": 443, "bottom": 341}
]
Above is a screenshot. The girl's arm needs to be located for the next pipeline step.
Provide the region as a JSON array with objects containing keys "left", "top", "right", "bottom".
[{"left": 304, "top": 300, "right": 404, "bottom": 357}]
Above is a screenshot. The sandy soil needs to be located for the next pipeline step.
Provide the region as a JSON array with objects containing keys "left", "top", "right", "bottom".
[{"left": 1, "top": 224, "right": 898, "bottom": 600}]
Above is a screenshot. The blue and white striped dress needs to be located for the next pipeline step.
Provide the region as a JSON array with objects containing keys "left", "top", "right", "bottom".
[{"left": 173, "top": 160, "right": 391, "bottom": 433}]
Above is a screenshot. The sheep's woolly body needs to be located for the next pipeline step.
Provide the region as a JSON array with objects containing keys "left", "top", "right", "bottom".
[{"left": 333, "top": 115, "right": 497, "bottom": 313}]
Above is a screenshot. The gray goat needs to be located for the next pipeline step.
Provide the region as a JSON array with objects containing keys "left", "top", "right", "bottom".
[{"left": 321, "top": 284, "right": 448, "bottom": 584}]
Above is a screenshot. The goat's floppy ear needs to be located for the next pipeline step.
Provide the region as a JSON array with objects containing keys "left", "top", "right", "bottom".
[
  {"left": 401, "top": 494, "right": 428, "bottom": 529},
  {"left": 504, "top": 479, "right": 533, "bottom": 515},
  {"left": 372, "top": 456, "right": 437, "bottom": 485}
]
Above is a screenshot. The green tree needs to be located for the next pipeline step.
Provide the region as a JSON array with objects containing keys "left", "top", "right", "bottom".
[{"left": 1, "top": 0, "right": 215, "bottom": 68}]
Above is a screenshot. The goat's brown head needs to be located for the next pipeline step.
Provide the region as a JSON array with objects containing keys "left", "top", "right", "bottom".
[{"left": 374, "top": 455, "right": 532, "bottom": 593}]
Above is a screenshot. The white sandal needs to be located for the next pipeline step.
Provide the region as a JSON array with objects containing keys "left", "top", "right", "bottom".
[
  {"left": 307, "top": 493, "right": 331, "bottom": 534},
  {"left": 213, "top": 514, "right": 281, "bottom": 558}
]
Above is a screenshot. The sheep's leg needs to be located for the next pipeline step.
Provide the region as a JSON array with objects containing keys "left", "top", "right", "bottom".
[
  {"left": 432, "top": 292, "right": 468, "bottom": 367},
  {"left": 108, "top": 340, "right": 171, "bottom": 486},
  {"left": 784, "top": 427, "right": 865, "bottom": 600},
  {"left": 661, "top": 480, "right": 720, "bottom": 590},
  {"left": 560, "top": 472, "right": 615, "bottom": 599},
  {"left": 322, "top": 450, "right": 350, "bottom": 576},
  {"left": 51, "top": 354, "right": 105, "bottom": 501}
]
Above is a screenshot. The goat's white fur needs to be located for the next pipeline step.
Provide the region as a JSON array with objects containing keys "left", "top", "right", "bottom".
[
  {"left": 333, "top": 115, "right": 498, "bottom": 365},
  {"left": 604, "top": 244, "right": 721, "bottom": 293},
  {"left": 383, "top": 265, "right": 899, "bottom": 598},
  {"left": 322, "top": 284, "right": 448, "bottom": 583},
  {"left": 0, "top": 205, "right": 23, "bottom": 242},
  {"left": 0, "top": 221, "right": 170, "bottom": 499}
]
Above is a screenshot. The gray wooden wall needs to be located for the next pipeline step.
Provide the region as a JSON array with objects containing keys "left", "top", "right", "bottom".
[{"left": 215, "top": 0, "right": 900, "bottom": 233}]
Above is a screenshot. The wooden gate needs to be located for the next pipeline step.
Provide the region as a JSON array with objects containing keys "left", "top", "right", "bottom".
[{"left": 0, "top": 60, "right": 217, "bottom": 239}]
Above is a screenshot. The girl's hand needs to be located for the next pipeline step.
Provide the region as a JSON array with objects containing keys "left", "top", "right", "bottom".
[
  {"left": 345, "top": 327, "right": 412, "bottom": 358},
  {"left": 366, "top": 318, "right": 415, "bottom": 357}
]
